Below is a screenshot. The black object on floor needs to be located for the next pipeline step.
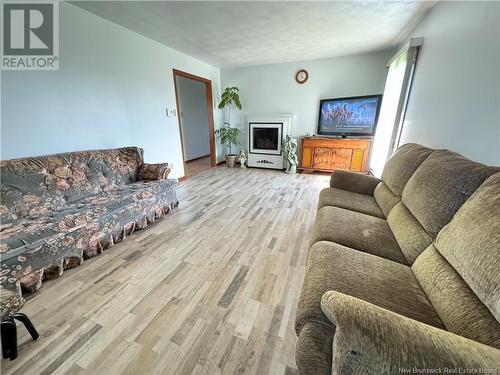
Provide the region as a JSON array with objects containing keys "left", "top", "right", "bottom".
[{"left": 1, "top": 313, "right": 39, "bottom": 360}]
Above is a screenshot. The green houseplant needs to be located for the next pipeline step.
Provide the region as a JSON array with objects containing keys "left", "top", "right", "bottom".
[{"left": 215, "top": 87, "right": 242, "bottom": 168}]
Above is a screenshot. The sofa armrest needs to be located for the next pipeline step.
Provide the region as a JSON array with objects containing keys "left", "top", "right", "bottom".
[
  {"left": 321, "top": 291, "right": 500, "bottom": 374},
  {"left": 329, "top": 170, "right": 381, "bottom": 196},
  {"left": 137, "top": 163, "right": 171, "bottom": 181}
]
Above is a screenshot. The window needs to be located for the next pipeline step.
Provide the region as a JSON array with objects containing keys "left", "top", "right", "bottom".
[{"left": 370, "top": 38, "right": 422, "bottom": 177}]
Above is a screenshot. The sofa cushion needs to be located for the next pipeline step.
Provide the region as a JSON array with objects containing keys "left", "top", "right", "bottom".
[
  {"left": 317, "top": 188, "right": 384, "bottom": 218},
  {"left": 0, "top": 218, "right": 63, "bottom": 260},
  {"left": 373, "top": 182, "right": 400, "bottom": 218},
  {"left": 434, "top": 172, "right": 500, "bottom": 325},
  {"left": 1, "top": 179, "right": 177, "bottom": 258},
  {"left": 70, "top": 179, "right": 178, "bottom": 220},
  {"left": 0, "top": 179, "right": 178, "bottom": 294},
  {"left": 311, "top": 206, "right": 407, "bottom": 264},
  {"left": 381, "top": 143, "right": 434, "bottom": 197},
  {"left": 413, "top": 245, "right": 500, "bottom": 349},
  {"left": 0, "top": 147, "right": 144, "bottom": 220},
  {"left": 295, "top": 241, "right": 443, "bottom": 333},
  {"left": 402, "top": 150, "right": 500, "bottom": 236},
  {"left": 387, "top": 202, "right": 434, "bottom": 264},
  {"left": 137, "top": 163, "right": 171, "bottom": 181}
]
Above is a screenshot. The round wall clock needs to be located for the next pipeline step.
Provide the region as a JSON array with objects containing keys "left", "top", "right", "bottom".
[{"left": 295, "top": 69, "right": 309, "bottom": 84}]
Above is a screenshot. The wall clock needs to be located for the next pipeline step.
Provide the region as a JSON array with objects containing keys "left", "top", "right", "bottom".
[{"left": 295, "top": 69, "right": 309, "bottom": 84}]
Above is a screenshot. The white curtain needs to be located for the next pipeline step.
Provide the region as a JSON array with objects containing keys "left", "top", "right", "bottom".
[{"left": 370, "top": 50, "right": 409, "bottom": 177}]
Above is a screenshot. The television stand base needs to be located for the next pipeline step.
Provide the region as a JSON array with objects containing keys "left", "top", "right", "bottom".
[{"left": 298, "top": 137, "right": 373, "bottom": 173}]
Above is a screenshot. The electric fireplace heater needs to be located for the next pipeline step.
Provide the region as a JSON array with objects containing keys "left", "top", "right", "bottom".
[
  {"left": 250, "top": 123, "right": 282, "bottom": 155},
  {"left": 253, "top": 127, "right": 279, "bottom": 151},
  {"left": 248, "top": 121, "right": 287, "bottom": 169}
]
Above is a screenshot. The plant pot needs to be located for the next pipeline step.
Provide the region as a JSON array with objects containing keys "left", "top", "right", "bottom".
[{"left": 225, "top": 154, "right": 237, "bottom": 168}]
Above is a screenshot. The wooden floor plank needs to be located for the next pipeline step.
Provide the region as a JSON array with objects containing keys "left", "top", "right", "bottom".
[{"left": 1, "top": 167, "right": 329, "bottom": 375}]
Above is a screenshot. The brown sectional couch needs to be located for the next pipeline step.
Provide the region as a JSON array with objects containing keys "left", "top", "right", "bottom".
[{"left": 295, "top": 143, "right": 500, "bottom": 374}]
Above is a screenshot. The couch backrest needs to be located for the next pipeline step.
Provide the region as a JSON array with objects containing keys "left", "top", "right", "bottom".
[
  {"left": 401, "top": 150, "right": 499, "bottom": 236},
  {"left": 412, "top": 173, "right": 500, "bottom": 349},
  {"left": 385, "top": 147, "right": 499, "bottom": 264},
  {"left": 374, "top": 143, "right": 434, "bottom": 217},
  {"left": 0, "top": 147, "right": 143, "bottom": 220}
]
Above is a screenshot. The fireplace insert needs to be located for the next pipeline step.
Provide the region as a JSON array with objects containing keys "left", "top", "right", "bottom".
[
  {"left": 253, "top": 127, "right": 279, "bottom": 150},
  {"left": 249, "top": 122, "right": 283, "bottom": 155},
  {"left": 247, "top": 115, "right": 293, "bottom": 170}
]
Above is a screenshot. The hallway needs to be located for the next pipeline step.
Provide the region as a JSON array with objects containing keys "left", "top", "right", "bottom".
[{"left": 185, "top": 155, "right": 212, "bottom": 177}]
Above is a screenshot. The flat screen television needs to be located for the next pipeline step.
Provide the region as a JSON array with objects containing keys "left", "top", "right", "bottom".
[{"left": 317, "top": 94, "right": 382, "bottom": 137}]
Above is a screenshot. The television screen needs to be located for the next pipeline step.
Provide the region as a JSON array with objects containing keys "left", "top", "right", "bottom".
[{"left": 317, "top": 95, "right": 382, "bottom": 136}]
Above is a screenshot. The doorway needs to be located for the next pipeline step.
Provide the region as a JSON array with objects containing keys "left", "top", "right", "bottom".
[{"left": 173, "top": 69, "right": 216, "bottom": 178}]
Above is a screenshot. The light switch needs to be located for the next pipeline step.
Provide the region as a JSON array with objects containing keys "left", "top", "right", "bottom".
[{"left": 166, "top": 108, "right": 177, "bottom": 117}]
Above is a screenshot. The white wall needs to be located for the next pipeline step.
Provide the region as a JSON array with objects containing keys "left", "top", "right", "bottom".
[
  {"left": 220, "top": 50, "right": 392, "bottom": 154},
  {"left": 0, "top": 2, "right": 221, "bottom": 178},
  {"left": 400, "top": 1, "right": 500, "bottom": 165},
  {"left": 176, "top": 76, "right": 211, "bottom": 161}
]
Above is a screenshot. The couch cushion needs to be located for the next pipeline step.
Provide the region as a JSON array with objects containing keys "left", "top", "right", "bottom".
[
  {"left": 387, "top": 202, "right": 434, "bottom": 264},
  {"left": 0, "top": 147, "right": 144, "bottom": 220},
  {"left": 381, "top": 143, "right": 434, "bottom": 197},
  {"left": 373, "top": 182, "right": 400, "bottom": 218},
  {"left": 317, "top": 188, "right": 384, "bottom": 218},
  {"left": 434, "top": 172, "right": 500, "bottom": 326},
  {"left": 0, "top": 179, "right": 178, "bottom": 294},
  {"left": 70, "top": 179, "right": 177, "bottom": 219},
  {"left": 413, "top": 245, "right": 500, "bottom": 349},
  {"left": 311, "top": 206, "right": 407, "bottom": 264},
  {"left": 1, "top": 179, "right": 177, "bottom": 256},
  {"left": 295, "top": 241, "right": 443, "bottom": 333},
  {"left": 402, "top": 150, "right": 500, "bottom": 236},
  {"left": 0, "top": 218, "right": 62, "bottom": 260}
]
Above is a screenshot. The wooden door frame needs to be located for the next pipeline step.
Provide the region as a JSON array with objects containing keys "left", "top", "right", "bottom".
[{"left": 173, "top": 69, "right": 216, "bottom": 179}]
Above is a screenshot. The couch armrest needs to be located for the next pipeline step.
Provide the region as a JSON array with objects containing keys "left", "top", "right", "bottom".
[
  {"left": 137, "top": 163, "right": 171, "bottom": 181},
  {"left": 329, "top": 170, "right": 381, "bottom": 196},
  {"left": 321, "top": 291, "right": 500, "bottom": 374}
]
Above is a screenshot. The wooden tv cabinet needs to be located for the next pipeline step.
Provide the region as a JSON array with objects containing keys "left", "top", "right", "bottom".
[{"left": 299, "top": 137, "right": 373, "bottom": 173}]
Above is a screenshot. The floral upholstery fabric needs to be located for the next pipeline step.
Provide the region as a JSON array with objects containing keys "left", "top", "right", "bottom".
[
  {"left": 1, "top": 147, "right": 143, "bottom": 222},
  {"left": 0, "top": 147, "right": 178, "bottom": 313},
  {"left": 0, "top": 286, "right": 24, "bottom": 320},
  {"left": 137, "top": 163, "right": 171, "bottom": 181}
]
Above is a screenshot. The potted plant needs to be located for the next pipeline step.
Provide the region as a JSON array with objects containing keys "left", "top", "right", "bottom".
[{"left": 215, "top": 87, "right": 242, "bottom": 168}]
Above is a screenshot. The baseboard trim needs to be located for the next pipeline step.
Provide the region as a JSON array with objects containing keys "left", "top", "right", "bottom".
[
  {"left": 185, "top": 154, "right": 211, "bottom": 163},
  {"left": 216, "top": 160, "right": 245, "bottom": 166}
]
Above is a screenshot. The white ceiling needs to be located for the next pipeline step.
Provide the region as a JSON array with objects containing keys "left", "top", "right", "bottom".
[{"left": 71, "top": 1, "right": 434, "bottom": 68}]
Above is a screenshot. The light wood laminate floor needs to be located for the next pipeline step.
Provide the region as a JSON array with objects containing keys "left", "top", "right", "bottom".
[
  {"left": 1, "top": 167, "right": 329, "bottom": 375},
  {"left": 185, "top": 156, "right": 212, "bottom": 177}
]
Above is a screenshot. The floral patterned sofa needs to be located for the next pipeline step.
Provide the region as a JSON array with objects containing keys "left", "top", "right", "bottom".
[{"left": 0, "top": 147, "right": 178, "bottom": 309}]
